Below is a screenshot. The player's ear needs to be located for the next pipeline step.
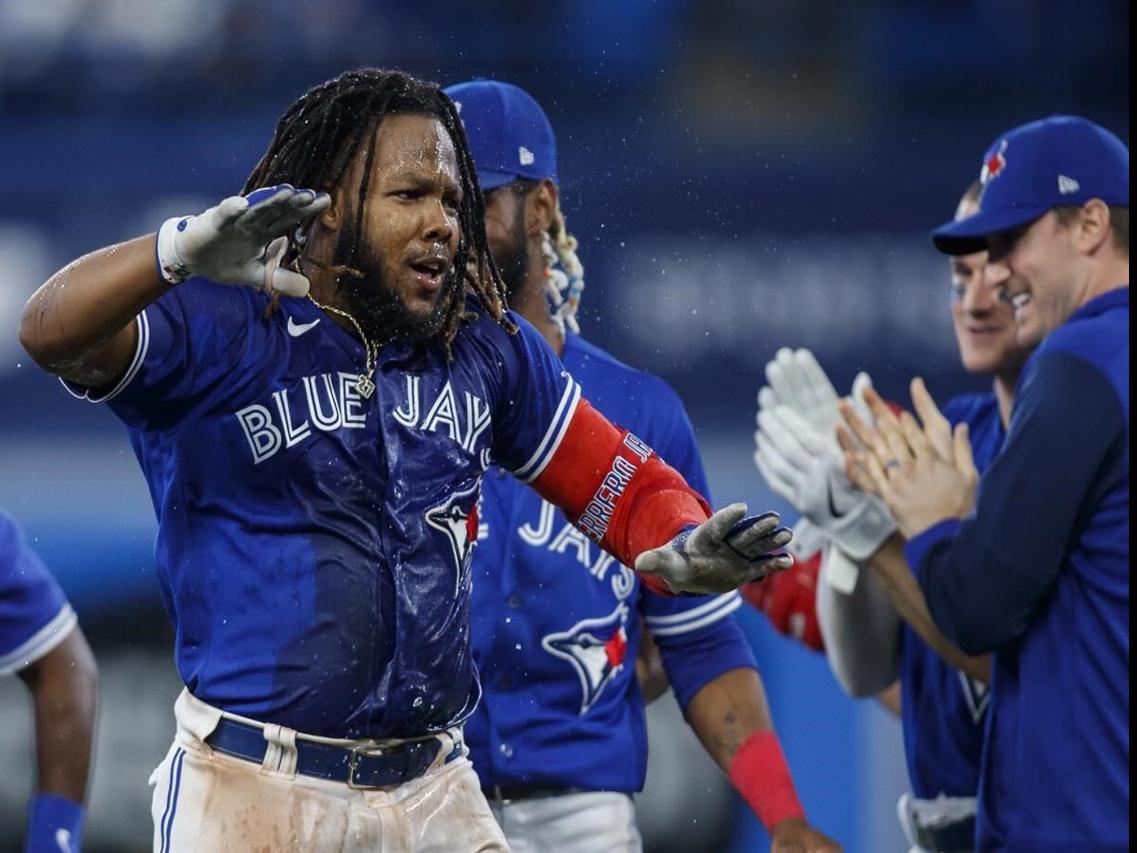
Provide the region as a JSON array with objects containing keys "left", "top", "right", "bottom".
[
  {"left": 318, "top": 186, "right": 347, "bottom": 230},
  {"left": 526, "top": 179, "right": 558, "bottom": 237},
  {"left": 1076, "top": 198, "right": 1112, "bottom": 255}
]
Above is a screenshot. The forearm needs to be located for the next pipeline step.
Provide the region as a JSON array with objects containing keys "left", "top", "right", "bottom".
[
  {"left": 530, "top": 402, "right": 710, "bottom": 593},
  {"left": 20, "top": 234, "right": 163, "bottom": 385},
  {"left": 19, "top": 629, "right": 99, "bottom": 802},
  {"left": 816, "top": 545, "right": 903, "bottom": 696},
  {"left": 868, "top": 535, "right": 990, "bottom": 684},
  {"left": 685, "top": 666, "right": 772, "bottom": 773}
]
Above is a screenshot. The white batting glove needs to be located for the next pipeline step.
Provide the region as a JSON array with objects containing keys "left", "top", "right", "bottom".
[
  {"left": 757, "top": 347, "right": 876, "bottom": 437},
  {"left": 635, "top": 504, "right": 793, "bottom": 595},
  {"left": 156, "top": 184, "right": 330, "bottom": 296},
  {"left": 754, "top": 404, "right": 895, "bottom": 562}
]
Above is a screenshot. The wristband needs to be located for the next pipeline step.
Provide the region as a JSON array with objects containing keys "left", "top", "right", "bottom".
[
  {"left": 26, "top": 793, "right": 85, "bottom": 853},
  {"left": 156, "top": 216, "right": 192, "bottom": 285},
  {"left": 727, "top": 730, "right": 805, "bottom": 834}
]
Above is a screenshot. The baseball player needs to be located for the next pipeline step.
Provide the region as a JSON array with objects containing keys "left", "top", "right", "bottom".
[
  {"left": 749, "top": 180, "right": 1032, "bottom": 851},
  {"left": 443, "top": 79, "right": 840, "bottom": 853},
  {"left": 846, "top": 115, "right": 1128, "bottom": 851},
  {"left": 19, "top": 68, "right": 793, "bottom": 852},
  {"left": 2, "top": 508, "right": 98, "bottom": 853}
]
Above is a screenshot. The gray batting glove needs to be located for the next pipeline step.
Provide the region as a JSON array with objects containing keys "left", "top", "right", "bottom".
[
  {"left": 156, "top": 184, "right": 330, "bottom": 296},
  {"left": 635, "top": 504, "right": 793, "bottom": 595}
]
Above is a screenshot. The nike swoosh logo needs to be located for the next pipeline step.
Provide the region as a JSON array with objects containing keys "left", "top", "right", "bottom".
[
  {"left": 287, "top": 317, "right": 321, "bottom": 337},
  {"left": 56, "top": 829, "right": 72, "bottom": 852},
  {"left": 827, "top": 478, "right": 846, "bottom": 519}
]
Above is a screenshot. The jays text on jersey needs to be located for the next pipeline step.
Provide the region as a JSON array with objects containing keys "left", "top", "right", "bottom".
[
  {"left": 0, "top": 508, "right": 77, "bottom": 676},
  {"left": 898, "top": 393, "right": 1001, "bottom": 801},
  {"left": 468, "top": 334, "right": 757, "bottom": 791},
  {"left": 906, "top": 289, "right": 1129, "bottom": 850},
  {"left": 62, "top": 279, "right": 707, "bottom": 740}
]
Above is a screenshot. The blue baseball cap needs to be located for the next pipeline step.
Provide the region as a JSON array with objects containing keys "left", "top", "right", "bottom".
[
  {"left": 443, "top": 79, "right": 558, "bottom": 192},
  {"left": 932, "top": 115, "right": 1129, "bottom": 255}
]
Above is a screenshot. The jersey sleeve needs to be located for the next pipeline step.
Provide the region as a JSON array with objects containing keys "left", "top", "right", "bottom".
[
  {"left": 905, "top": 350, "right": 1126, "bottom": 653},
  {"left": 648, "top": 595, "right": 757, "bottom": 711},
  {"left": 0, "top": 510, "right": 76, "bottom": 675},
  {"left": 61, "top": 277, "right": 259, "bottom": 432},
  {"left": 488, "top": 313, "right": 581, "bottom": 481}
]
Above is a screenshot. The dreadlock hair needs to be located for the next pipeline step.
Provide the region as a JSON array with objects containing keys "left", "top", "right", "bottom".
[
  {"left": 243, "top": 68, "right": 515, "bottom": 354},
  {"left": 509, "top": 178, "right": 586, "bottom": 333}
]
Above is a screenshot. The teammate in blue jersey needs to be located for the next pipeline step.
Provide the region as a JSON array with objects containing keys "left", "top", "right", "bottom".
[
  {"left": 1, "top": 508, "right": 98, "bottom": 853},
  {"left": 19, "top": 68, "right": 795, "bottom": 851},
  {"left": 443, "top": 79, "right": 840, "bottom": 853},
  {"left": 843, "top": 115, "right": 1128, "bottom": 851},
  {"left": 752, "top": 179, "right": 1032, "bottom": 852}
]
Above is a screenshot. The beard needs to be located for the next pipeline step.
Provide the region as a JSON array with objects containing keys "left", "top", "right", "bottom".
[
  {"left": 492, "top": 206, "right": 530, "bottom": 300},
  {"left": 333, "top": 223, "right": 459, "bottom": 345}
]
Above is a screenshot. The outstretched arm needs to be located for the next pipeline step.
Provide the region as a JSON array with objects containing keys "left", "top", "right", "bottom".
[
  {"left": 21, "top": 186, "right": 328, "bottom": 388},
  {"left": 20, "top": 235, "right": 161, "bottom": 388},
  {"left": 686, "top": 668, "right": 841, "bottom": 852},
  {"left": 528, "top": 399, "right": 793, "bottom": 595}
]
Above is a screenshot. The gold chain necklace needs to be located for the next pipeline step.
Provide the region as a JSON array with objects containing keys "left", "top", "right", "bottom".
[{"left": 306, "top": 294, "right": 379, "bottom": 399}]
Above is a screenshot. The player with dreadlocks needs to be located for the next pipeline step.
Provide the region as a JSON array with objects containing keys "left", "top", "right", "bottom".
[
  {"left": 447, "top": 79, "right": 840, "bottom": 853},
  {"left": 20, "top": 67, "right": 795, "bottom": 851}
]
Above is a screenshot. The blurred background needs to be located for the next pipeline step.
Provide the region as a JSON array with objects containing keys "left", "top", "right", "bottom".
[{"left": 0, "top": 0, "right": 1127, "bottom": 850}]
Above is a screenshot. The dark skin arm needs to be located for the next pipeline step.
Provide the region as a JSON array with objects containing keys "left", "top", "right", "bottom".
[
  {"left": 19, "top": 235, "right": 162, "bottom": 387},
  {"left": 635, "top": 625, "right": 670, "bottom": 704},
  {"left": 18, "top": 627, "right": 99, "bottom": 803},
  {"left": 686, "top": 667, "right": 841, "bottom": 852},
  {"left": 866, "top": 536, "right": 991, "bottom": 684}
]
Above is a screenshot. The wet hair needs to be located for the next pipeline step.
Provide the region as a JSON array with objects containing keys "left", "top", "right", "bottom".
[{"left": 243, "top": 67, "right": 514, "bottom": 353}]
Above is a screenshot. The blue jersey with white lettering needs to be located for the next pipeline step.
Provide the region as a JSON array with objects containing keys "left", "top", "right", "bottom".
[
  {"left": 65, "top": 280, "right": 579, "bottom": 739},
  {"left": 899, "top": 392, "right": 1002, "bottom": 799},
  {"left": 467, "top": 333, "right": 757, "bottom": 791},
  {"left": 0, "top": 508, "right": 77, "bottom": 676}
]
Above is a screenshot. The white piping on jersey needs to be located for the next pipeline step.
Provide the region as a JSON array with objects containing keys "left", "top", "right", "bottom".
[
  {"left": 514, "top": 378, "right": 581, "bottom": 484},
  {"left": 0, "top": 603, "right": 77, "bottom": 675},
  {"left": 643, "top": 592, "right": 741, "bottom": 637},
  {"left": 59, "top": 310, "right": 150, "bottom": 404}
]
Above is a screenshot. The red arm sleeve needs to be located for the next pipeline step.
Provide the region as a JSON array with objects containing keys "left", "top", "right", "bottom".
[{"left": 528, "top": 398, "right": 712, "bottom": 596}]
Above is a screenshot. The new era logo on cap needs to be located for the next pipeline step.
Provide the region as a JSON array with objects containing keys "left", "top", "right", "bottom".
[
  {"left": 442, "top": 79, "right": 558, "bottom": 191},
  {"left": 1058, "top": 175, "right": 1081, "bottom": 194},
  {"left": 931, "top": 115, "right": 1129, "bottom": 255}
]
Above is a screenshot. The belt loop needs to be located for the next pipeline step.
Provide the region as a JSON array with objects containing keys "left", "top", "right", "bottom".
[{"left": 262, "top": 723, "right": 298, "bottom": 778}]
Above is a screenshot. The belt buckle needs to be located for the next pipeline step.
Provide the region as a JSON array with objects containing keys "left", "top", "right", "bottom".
[{"left": 346, "top": 741, "right": 391, "bottom": 790}]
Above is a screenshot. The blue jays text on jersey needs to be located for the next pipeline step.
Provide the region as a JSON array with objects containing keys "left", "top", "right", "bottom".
[
  {"left": 907, "top": 289, "right": 1129, "bottom": 850},
  {"left": 62, "top": 279, "right": 589, "bottom": 740},
  {"left": 899, "top": 393, "right": 1002, "bottom": 800},
  {"left": 467, "top": 334, "right": 758, "bottom": 792},
  {"left": 0, "top": 508, "right": 77, "bottom": 676}
]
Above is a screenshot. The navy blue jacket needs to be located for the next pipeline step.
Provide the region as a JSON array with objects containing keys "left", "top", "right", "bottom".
[{"left": 907, "top": 289, "right": 1129, "bottom": 850}]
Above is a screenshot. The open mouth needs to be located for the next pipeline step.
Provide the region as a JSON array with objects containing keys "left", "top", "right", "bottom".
[{"left": 408, "top": 256, "right": 449, "bottom": 290}]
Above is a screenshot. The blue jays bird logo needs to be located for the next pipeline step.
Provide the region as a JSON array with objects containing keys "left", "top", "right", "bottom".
[
  {"left": 980, "top": 139, "right": 1008, "bottom": 188},
  {"left": 425, "top": 481, "right": 481, "bottom": 598},
  {"left": 541, "top": 603, "right": 630, "bottom": 714}
]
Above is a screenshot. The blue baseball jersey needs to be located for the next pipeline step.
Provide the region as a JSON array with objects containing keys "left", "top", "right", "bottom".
[
  {"left": 899, "top": 392, "right": 1002, "bottom": 799},
  {"left": 64, "top": 280, "right": 581, "bottom": 739},
  {"left": 0, "top": 508, "right": 77, "bottom": 676},
  {"left": 467, "top": 333, "right": 757, "bottom": 792},
  {"left": 907, "top": 289, "right": 1129, "bottom": 850}
]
